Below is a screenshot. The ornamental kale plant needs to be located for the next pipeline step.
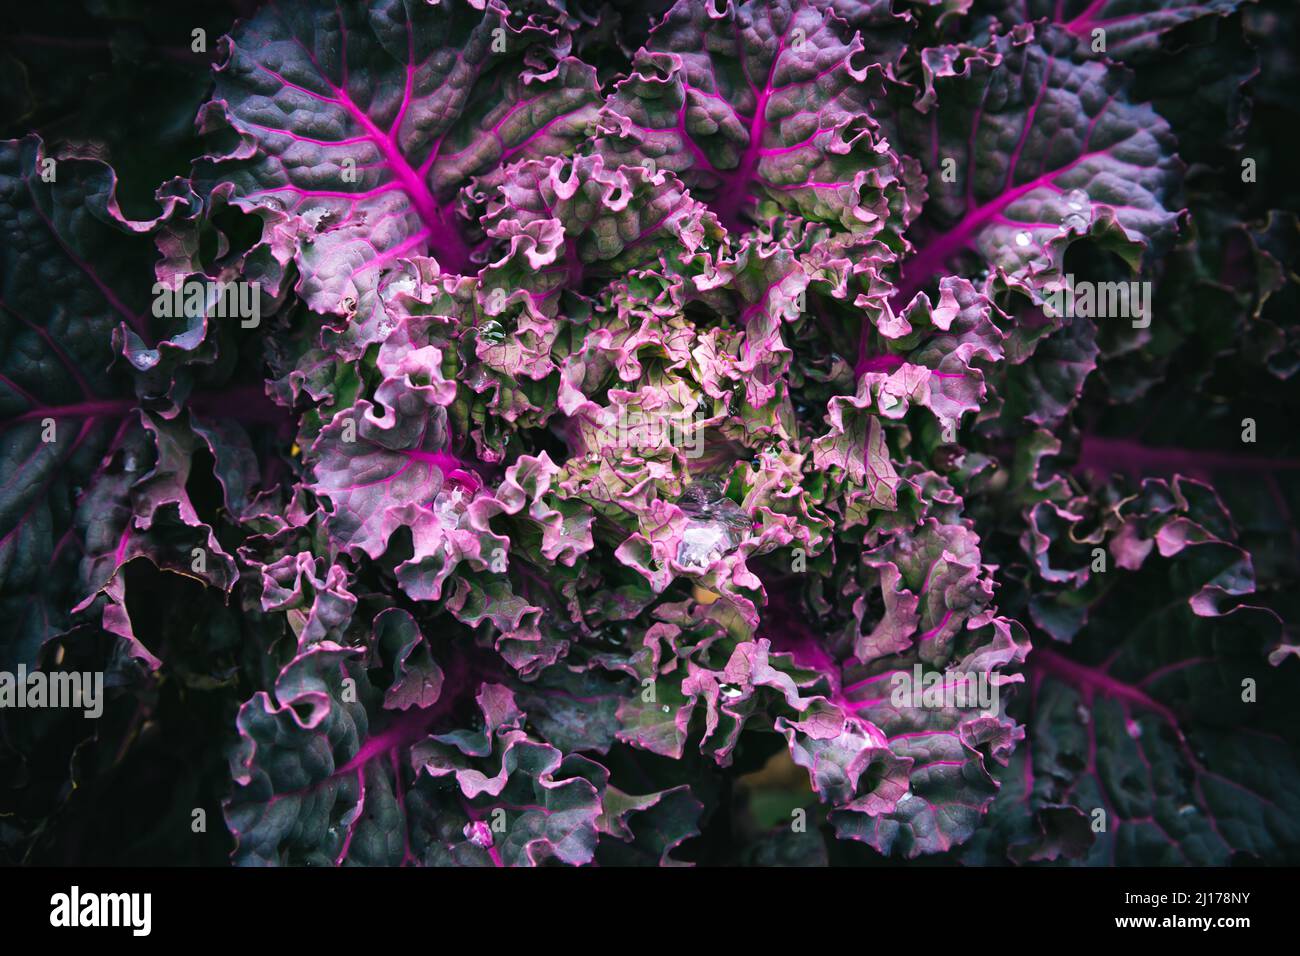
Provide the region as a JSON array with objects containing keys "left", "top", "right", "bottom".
[{"left": 2, "top": 0, "right": 1299, "bottom": 867}]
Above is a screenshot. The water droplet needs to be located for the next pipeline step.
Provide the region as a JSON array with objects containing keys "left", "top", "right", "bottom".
[
  {"left": 1066, "top": 189, "right": 1088, "bottom": 211},
  {"left": 673, "top": 480, "right": 750, "bottom": 571},
  {"left": 1063, "top": 213, "right": 1088, "bottom": 232},
  {"left": 133, "top": 349, "right": 161, "bottom": 370},
  {"left": 1015, "top": 231, "right": 1032, "bottom": 248},
  {"left": 463, "top": 820, "right": 494, "bottom": 848},
  {"left": 464, "top": 365, "right": 492, "bottom": 389},
  {"left": 435, "top": 487, "right": 467, "bottom": 527},
  {"left": 678, "top": 525, "right": 728, "bottom": 570},
  {"left": 720, "top": 685, "right": 744, "bottom": 699},
  {"left": 661, "top": 705, "right": 670, "bottom": 713}
]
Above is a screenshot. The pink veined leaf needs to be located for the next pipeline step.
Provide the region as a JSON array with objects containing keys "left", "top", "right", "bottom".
[
  {"left": 194, "top": 0, "right": 601, "bottom": 311},
  {"left": 896, "top": 23, "right": 1183, "bottom": 303},
  {"left": 597, "top": 0, "right": 921, "bottom": 236}
]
